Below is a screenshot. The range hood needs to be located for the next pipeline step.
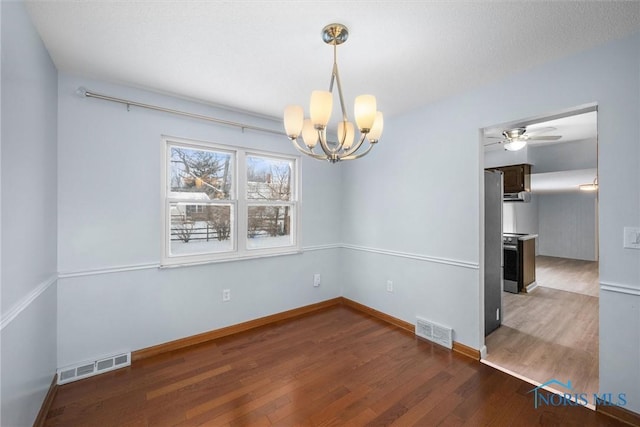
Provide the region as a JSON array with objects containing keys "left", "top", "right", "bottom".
[{"left": 504, "top": 191, "right": 531, "bottom": 202}]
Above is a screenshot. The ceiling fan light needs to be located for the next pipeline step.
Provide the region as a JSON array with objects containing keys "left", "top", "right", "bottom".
[
  {"left": 579, "top": 177, "right": 598, "bottom": 191},
  {"left": 579, "top": 184, "right": 598, "bottom": 191},
  {"left": 503, "top": 128, "right": 526, "bottom": 140},
  {"left": 504, "top": 139, "right": 527, "bottom": 151}
]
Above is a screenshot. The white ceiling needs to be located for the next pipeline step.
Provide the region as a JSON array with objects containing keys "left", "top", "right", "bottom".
[{"left": 25, "top": 1, "right": 640, "bottom": 121}]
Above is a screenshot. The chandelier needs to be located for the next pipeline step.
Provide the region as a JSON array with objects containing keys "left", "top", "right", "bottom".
[{"left": 283, "top": 23, "right": 383, "bottom": 163}]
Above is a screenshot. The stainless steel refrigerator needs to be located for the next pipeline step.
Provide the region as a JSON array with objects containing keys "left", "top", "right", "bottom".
[{"left": 484, "top": 170, "right": 503, "bottom": 336}]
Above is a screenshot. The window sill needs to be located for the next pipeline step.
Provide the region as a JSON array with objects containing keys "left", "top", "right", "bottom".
[{"left": 159, "top": 247, "right": 303, "bottom": 269}]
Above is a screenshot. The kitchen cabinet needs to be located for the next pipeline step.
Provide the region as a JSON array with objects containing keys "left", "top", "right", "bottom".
[{"left": 486, "top": 164, "right": 531, "bottom": 194}]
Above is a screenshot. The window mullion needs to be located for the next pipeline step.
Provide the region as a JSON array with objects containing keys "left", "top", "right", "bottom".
[{"left": 236, "top": 150, "right": 248, "bottom": 255}]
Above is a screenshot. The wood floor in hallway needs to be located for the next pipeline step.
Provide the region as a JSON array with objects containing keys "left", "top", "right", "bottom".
[
  {"left": 43, "top": 304, "right": 621, "bottom": 426},
  {"left": 485, "top": 256, "right": 599, "bottom": 399},
  {"left": 536, "top": 255, "right": 599, "bottom": 297}
]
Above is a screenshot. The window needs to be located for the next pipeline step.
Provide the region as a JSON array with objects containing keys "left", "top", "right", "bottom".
[
  {"left": 162, "top": 137, "right": 300, "bottom": 266},
  {"left": 246, "top": 155, "right": 295, "bottom": 249}
]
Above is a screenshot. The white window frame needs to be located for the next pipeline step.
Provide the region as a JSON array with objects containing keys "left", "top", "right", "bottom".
[{"left": 161, "top": 136, "right": 301, "bottom": 267}]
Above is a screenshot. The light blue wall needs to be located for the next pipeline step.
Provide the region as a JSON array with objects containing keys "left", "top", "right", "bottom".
[
  {"left": 342, "top": 32, "right": 640, "bottom": 412},
  {"left": 4, "top": 3, "right": 640, "bottom": 420},
  {"left": 0, "top": 1, "right": 58, "bottom": 426},
  {"left": 56, "top": 74, "right": 344, "bottom": 367}
]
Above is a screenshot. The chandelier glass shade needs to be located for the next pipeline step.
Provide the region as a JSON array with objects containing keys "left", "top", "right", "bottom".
[{"left": 284, "top": 24, "right": 383, "bottom": 163}]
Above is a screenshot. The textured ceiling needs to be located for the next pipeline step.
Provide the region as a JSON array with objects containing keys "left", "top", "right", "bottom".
[{"left": 25, "top": 1, "right": 640, "bottom": 121}]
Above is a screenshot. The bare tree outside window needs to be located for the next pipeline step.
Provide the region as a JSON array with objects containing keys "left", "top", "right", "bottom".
[
  {"left": 173, "top": 219, "right": 194, "bottom": 243},
  {"left": 168, "top": 146, "right": 234, "bottom": 256},
  {"left": 246, "top": 156, "right": 293, "bottom": 248},
  {"left": 206, "top": 205, "right": 231, "bottom": 241},
  {"left": 171, "top": 147, "right": 232, "bottom": 200}
]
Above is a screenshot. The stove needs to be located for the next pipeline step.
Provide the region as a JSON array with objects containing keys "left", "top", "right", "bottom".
[
  {"left": 502, "top": 234, "right": 522, "bottom": 293},
  {"left": 503, "top": 233, "right": 527, "bottom": 247}
]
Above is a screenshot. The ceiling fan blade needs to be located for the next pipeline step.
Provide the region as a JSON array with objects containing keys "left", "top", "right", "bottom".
[
  {"left": 485, "top": 135, "right": 504, "bottom": 139},
  {"left": 527, "top": 135, "right": 562, "bottom": 141},
  {"left": 525, "top": 126, "right": 557, "bottom": 136},
  {"left": 484, "top": 140, "right": 506, "bottom": 147}
]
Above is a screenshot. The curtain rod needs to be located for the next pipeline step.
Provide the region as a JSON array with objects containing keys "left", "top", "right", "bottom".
[{"left": 76, "top": 87, "right": 285, "bottom": 137}]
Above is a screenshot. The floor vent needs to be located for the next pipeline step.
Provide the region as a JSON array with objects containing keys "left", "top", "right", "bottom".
[
  {"left": 57, "top": 352, "right": 131, "bottom": 385},
  {"left": 416, "top": 317, "right": 453, "bottom": 349}
]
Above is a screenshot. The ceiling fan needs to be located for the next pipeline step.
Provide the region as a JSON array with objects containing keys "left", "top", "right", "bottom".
[{"left": 485, "top": 126, "right": 562, "bottom": 151}]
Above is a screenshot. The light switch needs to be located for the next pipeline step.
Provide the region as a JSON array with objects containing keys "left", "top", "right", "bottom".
[{"left": 623, "top": 227, "right": 640, "bottom": 249}]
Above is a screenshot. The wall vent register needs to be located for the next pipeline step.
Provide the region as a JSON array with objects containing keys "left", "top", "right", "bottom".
[
  {"left": 57, "top": 352, "right": 131, "bottom": 385},
  {"left": 416, "top": 317, "right": 453, "bottom": 349}
]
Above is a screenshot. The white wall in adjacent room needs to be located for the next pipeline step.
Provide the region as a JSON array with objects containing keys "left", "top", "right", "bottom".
[
  {"left": 0, "top": 1, "right": 58, "bottom": 425},
  {"left": 503, "top": 196, "right": 540, "bottom": 254},
  {"left": 528, "top": 138, "right": 597, "bottom": 173},
  {"left": 538, "top": 192, "right": 598, "bottom": 261},
  {"left": 503, "top": 196, "right": 539, "bottom": 234}
]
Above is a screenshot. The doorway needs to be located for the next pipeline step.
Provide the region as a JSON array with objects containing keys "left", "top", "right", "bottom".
[{"left": 480, "top": 105, "right": 599, "bottom": 398}]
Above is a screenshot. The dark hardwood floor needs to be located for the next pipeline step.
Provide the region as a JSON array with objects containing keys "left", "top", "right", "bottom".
[{"left": 44, "top": 305, "right": 626, "bottom": 426}]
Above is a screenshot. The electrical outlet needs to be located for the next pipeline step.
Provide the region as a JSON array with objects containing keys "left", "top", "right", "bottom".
[
  {"left": 313, "top": 273, "right": 321, "bottom": 287},
  {"left": 222, "top": 289, "right": 231, "bottom": 302},
  {"left": 386, "top": 280, "right": 393, "bottom": 293},
  {"left": 623, "top": 227, "right": 640, "bottom": 249}
]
